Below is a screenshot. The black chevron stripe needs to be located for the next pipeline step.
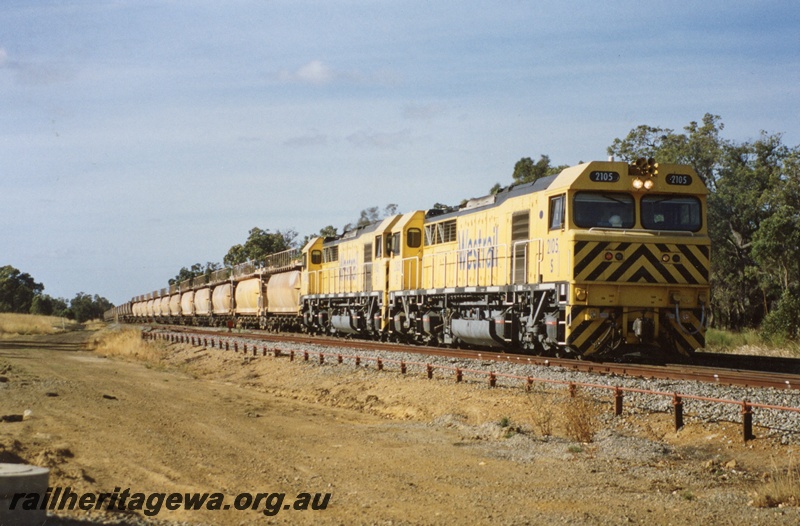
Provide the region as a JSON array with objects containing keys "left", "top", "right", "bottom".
[
  {"left": 672, "top": 264, "right": 699, "bottom": 285},
  {"left": 586, "top": 262, "right": 612, "bottom": 281},
  {"left": 574, "top": 242, "right": 609, "bottom": 276},
  {"left": 628, "top": 266, "right": 658, "bottom": 283},
  {"left": 677, "top": 244, "right": 709, "bottom": 282},
  {"left": 607, "top": 246, "right": 676, "bottom": 284}
]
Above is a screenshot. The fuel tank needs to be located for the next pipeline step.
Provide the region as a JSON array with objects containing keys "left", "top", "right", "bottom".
[{"left": 451, "top": 318, "right": 505, "bottom": 348}]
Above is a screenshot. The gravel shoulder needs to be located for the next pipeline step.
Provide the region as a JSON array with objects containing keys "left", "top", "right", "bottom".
[{"left": 1, "top": 328, "right": 799, "bottom": 525}]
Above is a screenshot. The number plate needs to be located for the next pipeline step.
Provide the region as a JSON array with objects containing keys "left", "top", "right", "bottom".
[
  {"left": 589, "top": 171, "right": 620, "bottom": 183},
  {"left": 666, "top": 174, "right": 692, "bottom": 186}
]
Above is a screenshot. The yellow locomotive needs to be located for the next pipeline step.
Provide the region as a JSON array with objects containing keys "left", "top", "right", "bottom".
[
  {"left": 117, "top": 158, "right": 709, "bottom": 360},
  {"left": 301, "top": 158, "right": 709, "bottom": 359}
]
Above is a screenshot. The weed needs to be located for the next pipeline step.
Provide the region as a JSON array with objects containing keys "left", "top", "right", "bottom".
[
  {"left": 562, "top": 395, "right": 599, "bottom": 443},
  {"left": 751, "top": 457, "right": 800, "bottom": 508},
  {"left": 679, "top": 490, "right": 695, "bottom": 501},
  {"left": 531, "top": 398, "right": 555, "bottom": 437}
]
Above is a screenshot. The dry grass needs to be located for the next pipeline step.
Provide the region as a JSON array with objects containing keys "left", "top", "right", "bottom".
[
  {"left": 530, "top": 395, "right": 556, "bottom": 437},
  {"left": 0, "top": 313, "right": 79, "bottom": 336},
  {"left": 751, "top": 458, "right": 800, "bottom": 508},
  {"left": 561, "top": 394, "right": 600, "bottom": 443},
  {"left": 88, "top": 328, "right": 166, "bottom": 362}
]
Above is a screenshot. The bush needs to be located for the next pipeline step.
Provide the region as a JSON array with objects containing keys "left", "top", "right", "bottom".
[
  {"left": 761, "top": 290, "right": 800, "bottom": 344},
  {"left": 562, "top": 395, "right": 599, "bottom": 443}
]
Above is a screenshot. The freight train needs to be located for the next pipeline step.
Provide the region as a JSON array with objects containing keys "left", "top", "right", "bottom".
[{"left": 106, "top": 158, "right": 710, "bottom": 360}]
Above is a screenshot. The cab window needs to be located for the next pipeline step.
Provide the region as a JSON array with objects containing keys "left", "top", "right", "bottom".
[
  {"left": 311, "top": 250, "right": 322, "bottom": 265},
  {"left": 549, "top": 195, "right": 565, "bottom": 230},
  {"left": 388, "top": 232, "right": 400, "bottom": 256},
  {"left": 573, "top": 192, "right": 635, "bottom": 229},
  {"left": 375, "top": 235, "right": 383, "bottom": 258},
  {"left": 641, "top": 195, "right": 701, "bottom": 231},
  {"left": 407, "top": 228, "right": 421, "bottom": 248}
]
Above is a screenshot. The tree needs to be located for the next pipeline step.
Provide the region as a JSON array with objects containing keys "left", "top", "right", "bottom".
[
  {"left": 169, "top": 262, "right": 221, "bottom": 286},
  {"left": 29, "top": 294, "right": 69, "bottom": 317},
  {"left": 0, "top": 265, "right": 44, "bottom": 313},
  {"left": 66, "top": 292, "right": 113, "bottom": 323},
  {"left": 512, "top": 155, "right": 566, "bottom": 185},
  {"left": 342, "top": 204, "right": 398, "bottom": 232},
  {"left": 608, "top": 114, "right": 724, "bottom": 188},
  {"left": 223, "top": 228, "right": 297, "bottom": 267},
  {"left": 608, "top": 115, "right": 800, "bottom": 332}
]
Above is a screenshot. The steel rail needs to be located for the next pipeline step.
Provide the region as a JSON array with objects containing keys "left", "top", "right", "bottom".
[{"left": 144, "top": 328, "right": 800, "bottom": 443}]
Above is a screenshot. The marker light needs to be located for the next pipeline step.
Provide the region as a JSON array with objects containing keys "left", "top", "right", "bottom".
[
  {"left": 643, "top": 179, "right": 654, "bottom": 190},
  {"left": 632, "top": 178, "right": 644, "bottom": 190}
]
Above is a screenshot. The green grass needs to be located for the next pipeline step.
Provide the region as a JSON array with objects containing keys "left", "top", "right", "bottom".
[
  {"left": 705, "top": 328, "right": 763, "bottom": 350},
  {"left": 705, "top": 328, "right": 800, "bottom": 356}
]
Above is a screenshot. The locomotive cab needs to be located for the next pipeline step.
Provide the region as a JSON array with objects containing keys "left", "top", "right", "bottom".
[{"left": 558, "top": 159, "right": 710, "bottom": 359}]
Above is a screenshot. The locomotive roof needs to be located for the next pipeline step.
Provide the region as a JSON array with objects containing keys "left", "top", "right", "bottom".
[{"left": 424, "top": 173, "right": 558, "bottom": 222}]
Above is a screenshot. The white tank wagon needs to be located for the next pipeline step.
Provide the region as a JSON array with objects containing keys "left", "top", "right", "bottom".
[{"left": 211, "top": 282, "right": 233, "bottom": 326}]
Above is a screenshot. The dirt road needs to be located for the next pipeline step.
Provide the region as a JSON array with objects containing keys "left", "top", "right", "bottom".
[{"left": 1, "top": 329, "right": 798, "bottom": 525}]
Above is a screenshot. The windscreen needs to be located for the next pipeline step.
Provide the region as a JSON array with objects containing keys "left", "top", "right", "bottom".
[
  {"left": 641, "top": 195, "right": 702, "bottom": 231},
  {"left": 573, "top": 192, "right": 635, "bottom": 229}
]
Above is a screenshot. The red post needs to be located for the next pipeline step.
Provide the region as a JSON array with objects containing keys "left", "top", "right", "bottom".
[
  {"left": 427, "top": 364, "right": 433, "bottom": 379},
  {"left": 455, "top": 368, "right": 462, "bottom": 383},
  {"left": 614, "top": 387, "right": 623, "bottom": 416},
  {"left": 742, "top": 401, "right": 755, "bottom": 442},
  {"left": 673, "top": 394, "right": 684, "bottom": 431},
  {"left": 489, "top": 372, "right": 496, "bottom": 388}
]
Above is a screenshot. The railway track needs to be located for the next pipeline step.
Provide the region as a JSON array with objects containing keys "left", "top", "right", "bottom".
[
  {"left": 138, "top": 324, "right": 800, "bottom": 443},
  {"left": 152, "top": 325, "right": 800, "bottom": 391}
]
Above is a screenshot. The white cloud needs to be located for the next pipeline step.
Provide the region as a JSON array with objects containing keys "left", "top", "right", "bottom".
[
  {"left": 0, "top": 48, "right": 7, "bottom": 66},
  {"left": 279, "top": 60, "right": 334, "bottom": 85}
]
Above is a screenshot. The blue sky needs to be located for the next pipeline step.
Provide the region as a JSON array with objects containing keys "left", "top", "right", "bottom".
[{"left": 2, "top": 1, "right": 798, "bottom": 305}]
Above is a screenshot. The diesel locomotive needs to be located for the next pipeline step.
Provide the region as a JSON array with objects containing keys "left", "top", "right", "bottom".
[{"left": 108, "top": 158, "right": 709, "bottom": 360}]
